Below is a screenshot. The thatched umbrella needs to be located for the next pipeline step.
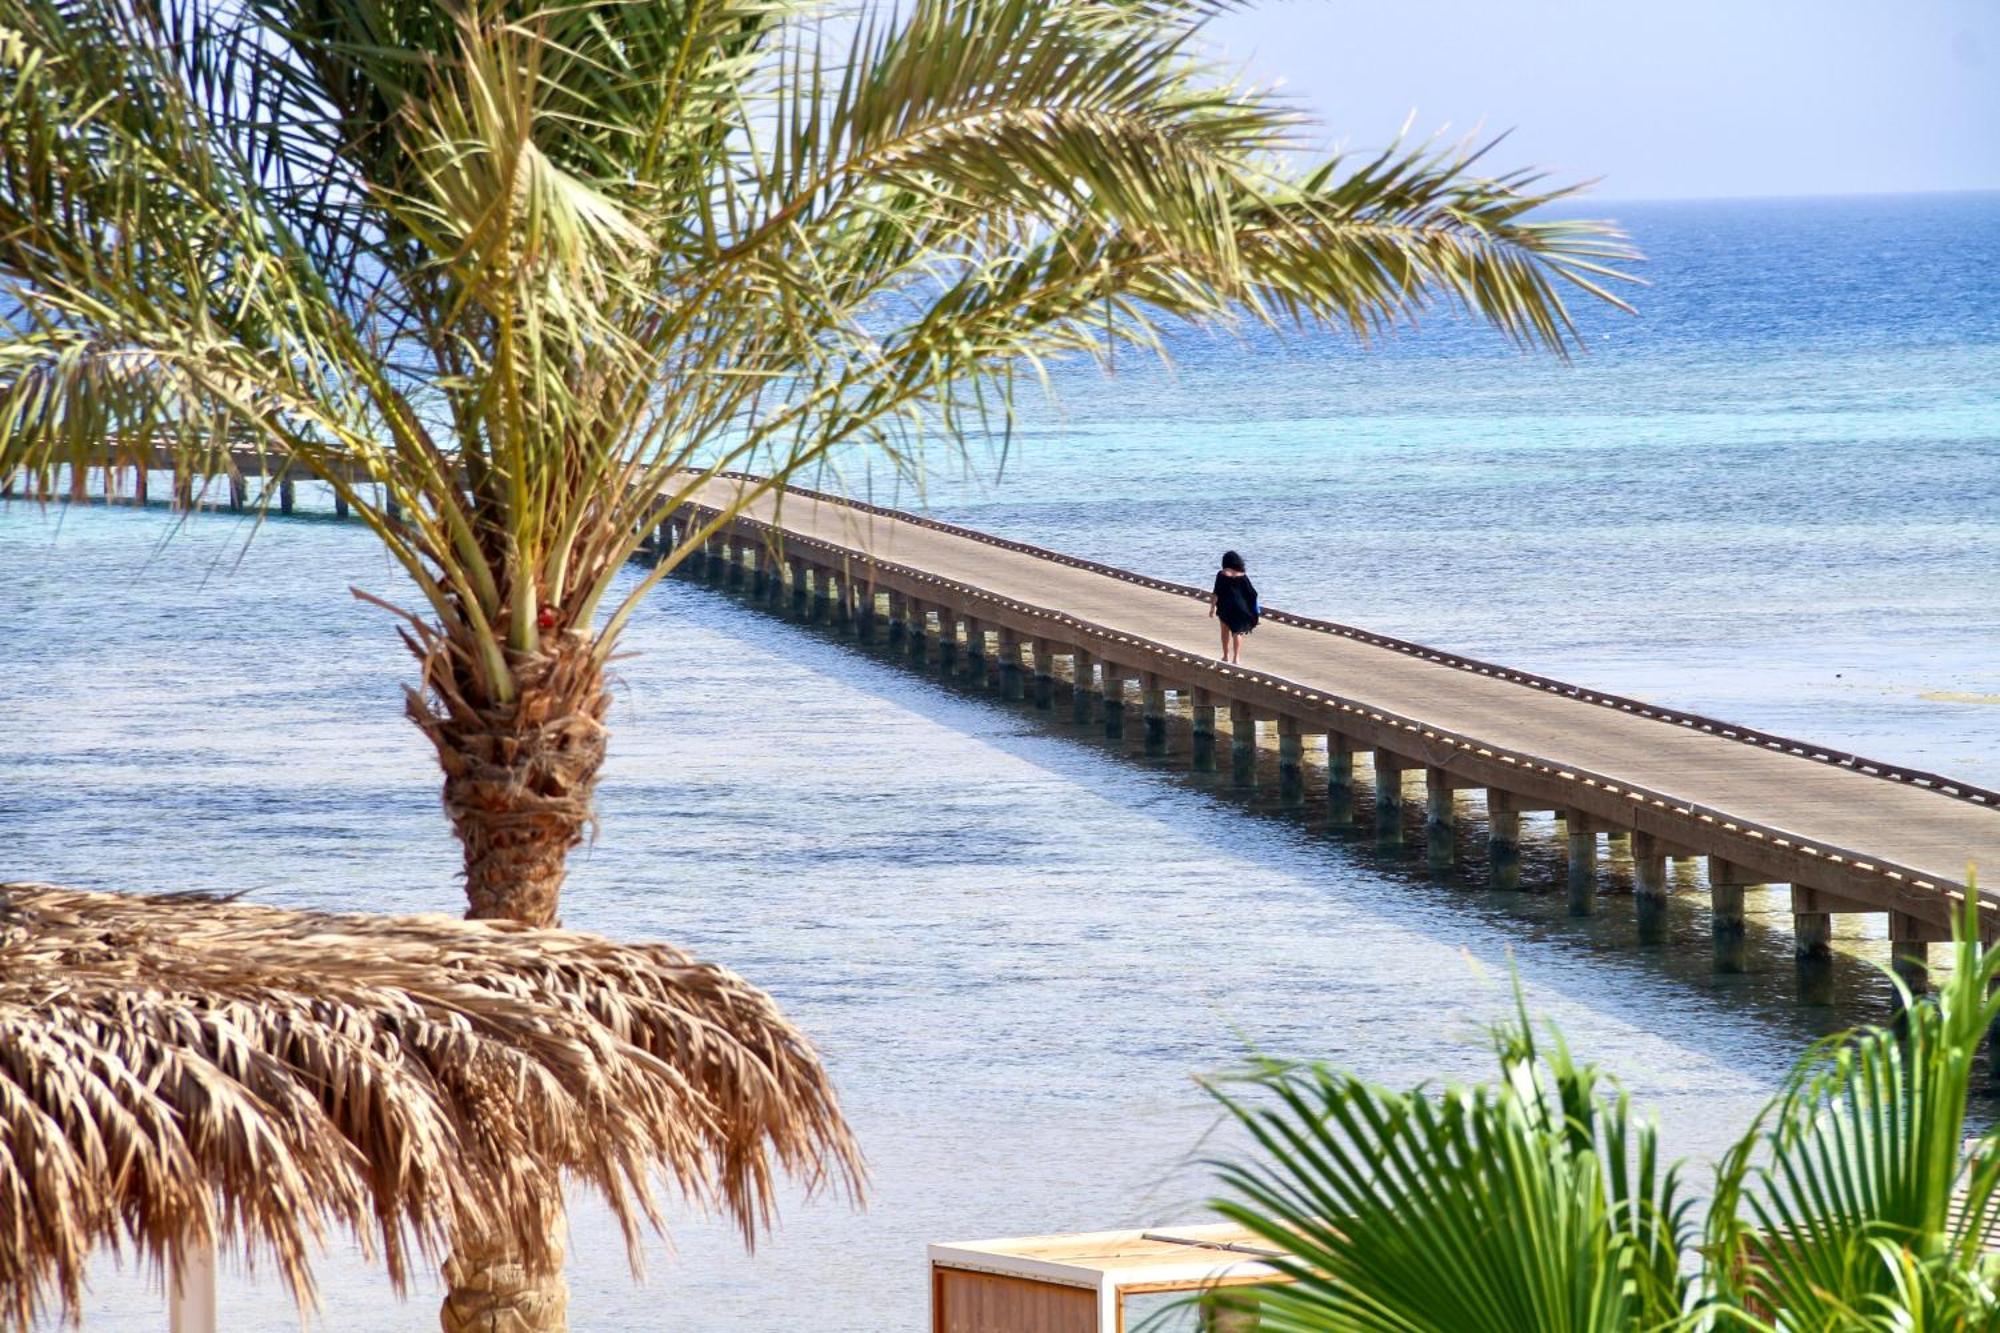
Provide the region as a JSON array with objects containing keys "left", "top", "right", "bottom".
[{"left": 0, "top": 883, "right": 863, "bottom": 1332}]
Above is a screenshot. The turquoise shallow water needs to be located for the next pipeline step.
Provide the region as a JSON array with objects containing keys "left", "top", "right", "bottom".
[{"left": 3, "top": 193, "right": 1998, "bottom": 1329}]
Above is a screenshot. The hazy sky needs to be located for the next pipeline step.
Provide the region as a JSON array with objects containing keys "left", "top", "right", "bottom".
[{"left": 1205, "top": 0, "right": 2000, "bottom": 201}]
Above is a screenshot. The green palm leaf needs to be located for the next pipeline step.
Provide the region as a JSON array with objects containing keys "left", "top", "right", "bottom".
[
  {"left": 1708, "top": 881, "right": 2000, "bottom": 1331},
  {"left": 1191, "top": 994, "right": 1693, "bottom": 1333}
]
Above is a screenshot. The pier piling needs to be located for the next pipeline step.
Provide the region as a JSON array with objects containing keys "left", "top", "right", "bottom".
[
  {"left": 1792, "top": 887, "right": 1833, "bottom": 962},
  {"left": 811, "top": 566, "right": 831, "bottom": 622},
  {"left": 1229, "top": 702, "right": 1256, "bottom": 787},
  {"left": 788, "top": 557, "right": 808, "bottom": 618},
  {"left": 1102, "top": 666, "right": 1127, "bottom": 740},
  {"left": 937, "top": 610, "right": 959, "bottom": 675},
  {"left": 1890, "top": 911, "right": 1944, "bottom": 996},
  {"left": 1000, "top": 630, "right": 1024, "bottom": 700},
  {"left": 1190, "top": 688, "right": 1217, "bottom": 772},
  {"left": 1565, "top": 813, "right": 1598, "bottom": 915},
  {"left": 1143, "top": 675, "right": 1168, "bottom": 757},
  {"left": 1327, "top": 734, "right": 1356, "bottom": 824},
  {"left": 1633, "top": 832, "right": 1669, "bottom": 943},
  {"left": 1708, "top": 857, "right": 1755, "bottom": 973},
  {"left": 1374, "top": 753, "right": 1405, "bottom": 845},
  {"left": 1072, "top": 650, "right": 1097, "bottom": 724},
  {"left": 1277, "top": 716, "right": 1304, "bottom": 804},
  {"left": 1487, "top": 789, "right": 1521, "bottom": 889},
  {"left": 1031, "top": 640, "right": 1055, "bottom": 710},
  {"left": 963, "top": 618, "right": 987, "bottom": 685},
  {"left": 1424, "top": 768, "right": 1455, "bottom": 871}
]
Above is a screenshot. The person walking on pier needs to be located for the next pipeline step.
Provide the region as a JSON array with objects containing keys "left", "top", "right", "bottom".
[{"left": 1211, "top": 549, "right": 1259, "bottom": 664}]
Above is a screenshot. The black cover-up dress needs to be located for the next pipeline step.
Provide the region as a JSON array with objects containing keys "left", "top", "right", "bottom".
[{"left": 1213, "top": 571, "right": 1259, "bottom": 634}]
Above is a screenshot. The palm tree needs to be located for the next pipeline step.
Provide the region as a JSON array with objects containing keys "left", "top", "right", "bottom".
[
  {"left": 0, "top": 0, "right": 1637, "bottom": 926},
  {"left": 1193, "top": 890, "right": 2000, "bottom": 1331},
  {"left": 0, "top": 880, "right": 861, "bottom": 1333}
]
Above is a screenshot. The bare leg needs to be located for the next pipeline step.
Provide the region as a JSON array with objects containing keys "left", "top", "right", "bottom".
[
  {"left": 1227, "top": 630, "right": 1242, "bottom": 664},
  {"left": 1217, "top": 620, "right": 1230, "bottom": 659}
]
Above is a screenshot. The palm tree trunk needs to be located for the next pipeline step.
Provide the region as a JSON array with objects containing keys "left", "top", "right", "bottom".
[
  {"left": 407, "top": 630, "right": 610, "bottom": 928},
  {"left": 439, "top": 1230, "right": 568, "bottom": 1333},
  {"left": 412, "top": 632, "right": 605, "bottom": 1330}
]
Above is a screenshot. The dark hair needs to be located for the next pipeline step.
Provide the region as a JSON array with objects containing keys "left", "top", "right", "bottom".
[{"left": 1220, "top": 549, "right": 1245, "bottom": 572}]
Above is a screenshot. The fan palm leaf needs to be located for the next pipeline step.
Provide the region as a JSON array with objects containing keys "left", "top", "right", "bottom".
[
  {"left": 0, "top": 880, "right": 861, "bottom": 1333},
  {"left": 1193, "top": 993, "right": 1693, "bottom": 1333},
  {"left": 1708, "top": 885, "right": 2000, "bottom": 1330}
]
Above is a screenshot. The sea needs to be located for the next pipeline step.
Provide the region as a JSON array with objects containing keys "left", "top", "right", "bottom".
[{"left": 4, "top": 191, "right": 1998, "bottom": 1329}]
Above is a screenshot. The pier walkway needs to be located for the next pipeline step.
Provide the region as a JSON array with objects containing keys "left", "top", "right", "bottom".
[
  {"left": 675, "top": 475, "right": 2000, "bottom": 976},
  {"left": 13, "top": 454, "right": 2000, "bottom": 981}
]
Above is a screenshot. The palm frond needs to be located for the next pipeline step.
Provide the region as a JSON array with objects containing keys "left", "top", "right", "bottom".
[
  {"left": 1707, "top": 879, "right": 2000, "bottom": 1327},
  {"left": 0, "top": 0, "right": 1639, "bottom": 915},
  {"left": 1192, "top": 991, "right": 1692, "bottom": 1333}
]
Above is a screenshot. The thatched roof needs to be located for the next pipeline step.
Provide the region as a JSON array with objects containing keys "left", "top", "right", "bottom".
[{"left": 0, "top": 883, "right": 862, "bottom": 1331}]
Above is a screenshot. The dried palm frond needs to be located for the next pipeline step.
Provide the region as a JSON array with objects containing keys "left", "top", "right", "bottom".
[{"left": 0, "top": 882, "right": 863, "bottom": 1332}]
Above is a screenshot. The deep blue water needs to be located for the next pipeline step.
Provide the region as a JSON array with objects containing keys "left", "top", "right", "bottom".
[{"left": 4, "top": 192, "right": 1998, "bottom": 1329}]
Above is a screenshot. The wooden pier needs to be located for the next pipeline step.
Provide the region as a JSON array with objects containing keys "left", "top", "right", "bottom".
[
  {"left": 666, "top": 475, "right": 2000, "bottom": 989},
  {"left": 13, "top": 457, "right": 2000, "bottom": 992}
]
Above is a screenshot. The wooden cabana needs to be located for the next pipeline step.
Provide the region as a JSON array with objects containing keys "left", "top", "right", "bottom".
[{"left": 929, "top": 1224, "right": 1287, "bottom": 1332}]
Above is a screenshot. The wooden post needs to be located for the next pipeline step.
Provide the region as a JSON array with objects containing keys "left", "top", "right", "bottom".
[
  {"left": 1565, "top": 812, "right": 1597, "bottom": 915},
  {"left": 1190, "top": 688, "right": 1217, "bottom": 773},
  {"left": 70, "top": 462, "right": 88, "bottom": 502},
  {"left": 1424, "top": 768, "right": 1455, "bottom": 871},
  {"left": 999, "top": 629, "right": 1024, "bottom": 700},
  {"left": 1143, "top": 674, "right": 1168, "bottom": 757},
  {"left": 278, "top": 477, "right": 295, "bottom": 515},
  {"left": 1229, "top": 701, "right": 1256, "bottom": 787},
  {"left": 1072, "top": 650, "right": 1098, "bottom": 724},
  {"left": 1633, "top": 831, "right": 1669, "bottom": 942},
  {"left": 385, "top": 488, "right": 401, "bottom": 521},
  {"left": 888, "top": 592, "right": 908, "bottom": 648},
  {"left": 1031, "top": 639, "right": 1055, "bottom": 710},
  {"left": 1487, "top": 789, "right": 1521, "bottom": 889},
  {"left": 1792, "top": 886, "right": 1833, "bottom": 962},
  {"left": 1277, "top": 715, "right": 1304, "bottom": 804},
  {"left": 333, "top": 488, "right": 348, "bottom": 519},
  {"left": 170, "top": 1241, "right": 217, "bottom": 1333},
  {"left": 228, "top": 472, "right": 246, "bottom": 512},
  {"left": 726, "top": 537, "right": 748, "bottom": 588},
  {"left": 135, "top": 464, "right": 150, "bottom": 505},
  {"left": 906, "top": 599, "right": 929, "bottom": 664},
  {"left": 1327, "top": 734, "right": 1357, "bottom": 825},
  {"left": 1374, "top": 751, "right": 1405, "bottom": 844},
  {"left": 1707, "top": 856, "right": 1756, "bottom": 974},
  {"left": 1102, "top": 664, "right": 1126, "bottom": 739}
]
